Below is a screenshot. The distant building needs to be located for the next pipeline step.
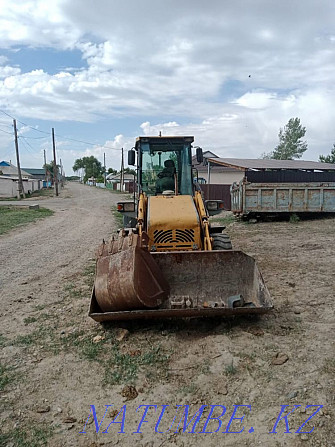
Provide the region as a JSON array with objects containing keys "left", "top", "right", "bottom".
[
  {"left": 106, "top": 172, "right": 135, "bottom": 191},
  {"left": 0, "top": 161, "right": 32, "bottom": 178},
  {"left": 192, "top": 152, "right": 244, "bottom": 185},
  {"left": 22, "top": 168, "right": 46, "bottom": 181}
]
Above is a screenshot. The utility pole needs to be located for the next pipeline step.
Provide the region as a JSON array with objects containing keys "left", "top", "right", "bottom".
[
  {"left": 13, "top": 119, "right": 25, "bottom": 199},
  {"left": 103, "top": 152, "right": 106, "bottom": 186},
  {"left": 207, "top": 160, "right": 211, "bottom": 184},
  {"left": 60, "top": 158, "right": 64, "bottom": 187},
  {"left": 43, "top": 149, "right": 47, "bottom": 183},
  {"left": 52, "top": 128, "right": 58, "bottom": 196},
  {"left": 120, "top": 147, "right": 124, "bottom": 192}
]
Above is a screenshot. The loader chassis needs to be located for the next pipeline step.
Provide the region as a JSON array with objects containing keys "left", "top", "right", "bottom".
[{"left": 89, "top": 136, "right": 272, "bottom": 321}]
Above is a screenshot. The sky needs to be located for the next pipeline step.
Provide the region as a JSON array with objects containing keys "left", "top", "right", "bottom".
[{"left": 0, "top": 0, "right": 334, "bottom": 176}]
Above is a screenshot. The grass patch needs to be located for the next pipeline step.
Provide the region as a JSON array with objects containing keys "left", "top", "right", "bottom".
[
  {"left": 58, "top": 330, "right": 171, "bottom": 385},
  {"left": 0, "top": 334, "right": 8, "bottom": 347},
  {"left": 63, "top": 282, "right": 82, "bottom": 298},
  {"left": 60, "top": 330, "right": 103, "bottom": 360},
  {"left": 0, "top": 206, "right": 54, "bottom": 235},
  {"left": 322, "top": 358, "right": 335, "bottom": 375},
  {"left": 82, "top": 262, "right": 96, "bottom": 288},
  {"left": 210, "top": 213, "right": 236, "bottom": 226},
  {"left": 178, "top": 383, "right": 198, "bottom": 395},
  {"left": 225, "top": 360, "right": 238, "bottom": 375},
  {"left": 13, "top": 333, "right": 39, "bottom": 347},
  {"left": 23, "top": 316, "right": 38, "bottom": 325},
  {"left": 104, "top": 343, "right": 170, "bottom": 385},
  {"left": 0, "top": 196, "right": 19, "bottom": 201},
  {"left": 0, "top": 363, "right": 13, "bottom": 391},
  {"left": 28, "top": 188, "right": 54, "bottom": 198},
  {"left": 60, "top": 329, "right": 170, "bottom": 384},
  {"left": 111, "top": 205, "right": 123, "bottom": 227},
  {"left": 289, "top": 213, "right": 300, "bottom": 223},
  {"left": 33, "top": 304, "right": 48, "bottom": 311},
  {"left": 13, "top": 326, "right": 51, "bottom": 348},
  {"left": 0, "top": 423, "right": 54, "bottom": 447}
]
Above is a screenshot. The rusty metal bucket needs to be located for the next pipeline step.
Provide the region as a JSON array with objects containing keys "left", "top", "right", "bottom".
[
  {"left": 90, "top": 248, "right": 272, "bottom": 322},
  {"left": 94, "top": 234, "right": 170, "bottom": 312}
]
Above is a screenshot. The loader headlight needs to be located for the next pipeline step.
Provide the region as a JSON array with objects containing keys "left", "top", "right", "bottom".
[{"left": 117, "top": 202, "right": 136, "bottom": 212}]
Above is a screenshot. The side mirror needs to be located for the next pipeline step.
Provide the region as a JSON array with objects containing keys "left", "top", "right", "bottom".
[
  {"left": 128, "top": 150, "right": 136, "bottom": 166},
  {"left": 196, "top": 147, "right": 203, "bottom": 163}
]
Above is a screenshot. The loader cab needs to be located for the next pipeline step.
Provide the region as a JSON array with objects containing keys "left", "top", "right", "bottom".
[{"left": 134, "top": 136, "right": 194, "bottom": 196}]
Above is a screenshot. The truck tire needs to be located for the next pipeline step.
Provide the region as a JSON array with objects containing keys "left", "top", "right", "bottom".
[{"left": 212, "top": 233, "right": 232, "bottom": 250}]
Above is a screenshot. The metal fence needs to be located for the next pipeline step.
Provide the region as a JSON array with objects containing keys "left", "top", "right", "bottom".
[{"left": 199, "top": 184, "right": 231, "bottom": 210}]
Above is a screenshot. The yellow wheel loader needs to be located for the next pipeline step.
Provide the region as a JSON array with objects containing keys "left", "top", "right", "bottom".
[{"left": 89, "top": 136, "right": 272, "bottom": 321}]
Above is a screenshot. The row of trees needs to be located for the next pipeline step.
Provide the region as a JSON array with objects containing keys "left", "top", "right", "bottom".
[
  {"left": 262, "top": 117, "right": 334, "bottom": 163},
  {"left": 72, "top": 155, "right": 135, "bottom": 183}
]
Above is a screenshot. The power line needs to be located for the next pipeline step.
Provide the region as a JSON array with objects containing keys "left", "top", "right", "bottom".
[
  {"left": 0, "top": 109, "right": 123, "bottom": 151},
  {"left": 0, "top": 122, "right": 13, "bottom": 129},
  {"left": 19, "top": 137, "right": 41, "bottom": 159},
  {"left": 0, "top": 110, "right": 14, "bottom": 120},
  {"left": 54, "top": 134, "right": 123, "bottom": 151},
  {"left": 19, "top": 135, "right": 47, "bottom": 140},
  {"left": 0, "top": 128, "right": 13, "bottom": 135}
]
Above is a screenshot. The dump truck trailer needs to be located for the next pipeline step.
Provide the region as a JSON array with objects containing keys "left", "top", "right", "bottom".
[{"left": 231, "top": 180, "right": 335, "bottom": 219}]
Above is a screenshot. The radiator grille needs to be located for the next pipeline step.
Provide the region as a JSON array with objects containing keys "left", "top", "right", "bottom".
[{"left": 153, "top": 229, "right": 195, "bottom": 245}]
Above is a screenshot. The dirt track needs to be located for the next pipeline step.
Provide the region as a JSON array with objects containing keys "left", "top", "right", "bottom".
[{"left": 0, "top": 183, "right": 334, "bottom": 447}]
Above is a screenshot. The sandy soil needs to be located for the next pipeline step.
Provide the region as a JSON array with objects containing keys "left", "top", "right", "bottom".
[{"left": 0, "top": 183, "right": 334, "bottom": 447}]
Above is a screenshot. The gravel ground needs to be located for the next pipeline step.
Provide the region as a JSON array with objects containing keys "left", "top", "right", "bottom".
[{"left": 0, "top": 183, "right": 334, "bottom": 447}]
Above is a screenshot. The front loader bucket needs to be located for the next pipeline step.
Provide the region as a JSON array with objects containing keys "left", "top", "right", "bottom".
[
  {"left": 89, "top": 250, "right": 272, "bottom": 322},
  {"left": 94, "top": 242, "right": 170, "bottom": 312}
]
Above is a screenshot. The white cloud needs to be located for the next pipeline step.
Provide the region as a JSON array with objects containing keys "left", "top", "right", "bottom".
[
  {"left": 0, "top": 0, "right": 334, "bottom": 174},
  {"left": 0, "top": 66, "right": 21, "bottom": 79},
  {"left": 234, "top": 92, "right": 278, "bottom": 109}
]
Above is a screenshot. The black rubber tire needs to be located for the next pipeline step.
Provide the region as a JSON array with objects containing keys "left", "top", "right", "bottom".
[
  {"left": 212, "top": 232, "right": 232, "bottom": 250},
  {"left": 123, "top": 215, "right": 137, "bottom": 228}
]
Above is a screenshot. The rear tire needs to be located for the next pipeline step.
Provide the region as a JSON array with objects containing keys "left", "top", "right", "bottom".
[{"left": 212, "top": 233, "right": 232, "bottom": 250}]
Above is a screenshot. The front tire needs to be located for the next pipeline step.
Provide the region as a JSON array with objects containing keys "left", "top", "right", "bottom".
[{"left": 212, "top": 233, "right": 232, "bottom": 250}]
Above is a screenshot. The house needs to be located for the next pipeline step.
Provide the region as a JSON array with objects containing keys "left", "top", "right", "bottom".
[
  {"left": 0, "top": 175, "right": 42, "bottom": 198},
  {"left": 22, "top": 168, "right": 46, "bottom": 181},
  {"left": 0, "top": 161, "right": 43, "bottom": 197},
  {"left": 192, "top": 152, "right": 244, "bottom": 185},
  {"left": 106, "top": 172, "right": 135, "bottom": 191},
  {"left": 0, "top": 161, "right": 32, "bottom": 178},
  {"left": 206, "top": 157, "right": 335, "bottom": 183},
  {"left": 22, "top": 167, "right": 54, "bottom": 188}
]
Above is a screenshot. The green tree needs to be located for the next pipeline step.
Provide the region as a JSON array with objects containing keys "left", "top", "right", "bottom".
[
  {"left": 43, "top": 161, "right": 60, "bottom": 182},
  {"left": 107, "top": 167, "right": 117, "bottom": 175},
  {"left": 73, "top": 156, "right": 103, "bottom": 182},
  {"left": 263, "top": 118, "right": 308, "bottom": 160},
  {"left": 123, "top": 167, "right": 136, "bottom": 175},
  {"left": 319, "top": 143, "right": 335, "bottom": 164}
]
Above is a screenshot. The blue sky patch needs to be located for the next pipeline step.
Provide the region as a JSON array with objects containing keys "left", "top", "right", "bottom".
[{"left": 1, "top": 47, "right": 87, "bottom": 74}]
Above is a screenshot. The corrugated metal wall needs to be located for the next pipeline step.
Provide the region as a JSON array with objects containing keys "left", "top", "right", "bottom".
[
  {"left": 200, "top": 184, "right": 231, "bottom": 210},
  {"left": 246, "top": 170, "right": 335, "bottom": 183}
]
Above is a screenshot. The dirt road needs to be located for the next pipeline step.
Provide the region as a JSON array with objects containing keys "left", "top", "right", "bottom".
[
  {"left": 0, "top": 183, "right": 119, "bottom": 314},
  {"left": 0, "top": 184, "right": 334, "bottom": 447}
]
